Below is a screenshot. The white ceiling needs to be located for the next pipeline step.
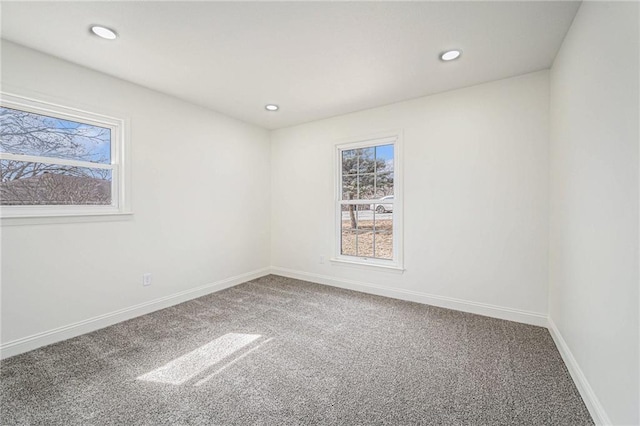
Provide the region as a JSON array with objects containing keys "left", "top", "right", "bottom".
[{"left": 1, "top": 1, "right": 580, "bottom": 129}]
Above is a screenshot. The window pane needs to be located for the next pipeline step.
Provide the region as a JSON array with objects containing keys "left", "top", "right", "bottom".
[
  {"left": 375, "top": 144, "right": 394, "bottom": 173},
  {"left": 358, "top": 174, "right": 376, "bottom": 199},
  {"left": 375, "top": 145, "right": 394, "bottom": 197},
  {"left": 355, "top": 209, "right": 375, "bottom": 257},
  {"left": 374, "top": 211, "right": 393, "bottom": 260},
  {"left": 342, "top": 149, "right": 357, "bottom": 175},
  {"left": 0, "top": 160, "right": 111, "bottom": 205},
  {"left": 0, "top": 106, "right": 111, "bottom": 164},
  {"left": 371, "top": 195, "right": 394, "bottom": 214},
  {"left": 341, "top": 229, "right": 357, "bottom": 256},
  {"left": 375, "top": 172, "right": 394, "bottom": 197},
  {"left": 357, "top": 147, "right": 376, "bottom": 173},
  {"left": 342, "top": 175, "right": 357, "bottom": 200},
  {"left": 341, "top": 204, "right": 361, "bottom": 256}
]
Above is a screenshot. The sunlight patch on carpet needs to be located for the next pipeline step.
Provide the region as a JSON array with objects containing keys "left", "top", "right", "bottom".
[
  {"left": 137, "top": 333, "right": 261, "bottom": 385},
  {"left": 194, "top": 337, "right": 274, "bottom": 386}
]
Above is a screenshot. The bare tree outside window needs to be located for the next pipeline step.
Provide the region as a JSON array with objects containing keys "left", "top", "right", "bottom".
[{"left": 0, "top": 106, "right": 113, "bottom": 205}]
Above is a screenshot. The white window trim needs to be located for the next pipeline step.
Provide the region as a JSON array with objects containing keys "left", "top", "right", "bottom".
[
  {"left": 332, "top": 130, "right": 404, "bottom": 271},
  {"left": 0, "top": 92, "right": 132, "bottom": 223}
]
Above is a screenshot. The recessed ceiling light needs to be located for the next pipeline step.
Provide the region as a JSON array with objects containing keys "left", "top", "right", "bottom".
[
  {"left": 440, "top": 50, "right": 462, "bottom": 61},
  {"left": 91, "top": 25, "right": 117, "bottom": 40},
  {"left": 265, "top": 104, "right": 279, "bottom": 112}
]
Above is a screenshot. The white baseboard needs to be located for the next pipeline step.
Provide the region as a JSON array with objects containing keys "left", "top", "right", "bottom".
[
  {"left": 0, "top": 267, "right": 271, "bottom": 360},
  {"left": 547, "top": 318, "right": 611, "bottom": 425},
  {"left": 270, "top": 267, "right": 548, "bottom": 327}
]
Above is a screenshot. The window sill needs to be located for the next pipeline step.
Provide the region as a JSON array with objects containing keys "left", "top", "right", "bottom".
[
  {"left": 1, "top": 211, "right": 133, "bottom": 226},
  {"left": 330, "top": 257, "right": 405, "bottom": 273}
]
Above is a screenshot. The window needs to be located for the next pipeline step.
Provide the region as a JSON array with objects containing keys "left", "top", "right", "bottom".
[
  {"left": 0, "top": 93, "right": 129, "bottom": 218},
  {"left": 335, "top": 133, "right": 402, "bottom": 270}
]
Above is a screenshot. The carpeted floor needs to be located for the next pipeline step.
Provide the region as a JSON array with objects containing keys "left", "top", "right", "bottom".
[{"left": 1, "top": 275, "right": 593, "bottom": 425}]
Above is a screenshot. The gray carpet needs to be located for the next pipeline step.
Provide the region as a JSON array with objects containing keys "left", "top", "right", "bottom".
[{"left": 1, "top": 275, "right": 593, "bottom": 425}]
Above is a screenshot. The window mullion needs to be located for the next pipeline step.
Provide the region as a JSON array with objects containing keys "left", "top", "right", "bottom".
[
  {"left": 339, "top": 200, "right": 392, "bottom": 205},
  {"left": 0, "top": 152, "right": 113, "bottom": 170}
]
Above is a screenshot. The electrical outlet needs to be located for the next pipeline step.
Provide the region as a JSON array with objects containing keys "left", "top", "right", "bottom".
[
  {"left": 319, "top": 255, "right": 325, "bottom": 264},
  {"left": 143, "top": 273, "right": 152, "bottom": 286}
]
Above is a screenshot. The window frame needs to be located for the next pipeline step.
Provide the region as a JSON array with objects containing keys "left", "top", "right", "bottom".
[
  {"left": 333, "top": 131, "right": 404, "bottom": 271},
  {"left": 0, "top": 92, "right": 131, "bottom": 220}
]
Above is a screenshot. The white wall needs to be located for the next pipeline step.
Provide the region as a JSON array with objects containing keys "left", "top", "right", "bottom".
[
  {"left": 0, "top": 41, "right": 271, "bottom": 351},
  {"left": 549, "top": 2, "right": 639, "bottom": 425},
  {"left": 271, "top": 71, "right": 550, "bottom": 323}
]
